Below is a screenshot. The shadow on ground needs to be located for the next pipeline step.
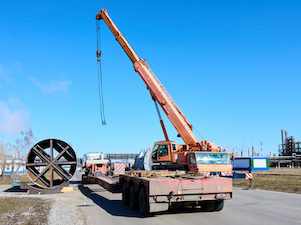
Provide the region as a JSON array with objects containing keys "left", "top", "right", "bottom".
[
  {"left": 78, "top": 184, "right": 211, "bottom": 218},
  {"left": 4, "top": 185, "right": 28, "bottom": 193},
  {"left": 78, "top": 184, "right": 145, "bottom": 218}
]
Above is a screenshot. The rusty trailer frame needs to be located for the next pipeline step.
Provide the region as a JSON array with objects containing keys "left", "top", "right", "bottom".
[{"left": 83, "top": 170, "right": 232, "bottom": 215}]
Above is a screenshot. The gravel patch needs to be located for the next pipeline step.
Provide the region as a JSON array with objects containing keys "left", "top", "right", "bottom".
[{"left": 48, "top": 195, "right": 86, "bottom": 225}]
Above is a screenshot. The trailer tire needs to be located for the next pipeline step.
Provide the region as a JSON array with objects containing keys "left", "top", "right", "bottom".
[
  {"left": 202, "top": 200, "right": 215, "bottom": 212},
  {"left": 214, "top": 200, "right": 224, "bottom": 211},
  {"left": 139, "top": 186, "right": 150, "bottom": 215},
  {"left": 129, "top": 185, "right": 138, "bottom": 210},
  {"left": 122, "top": 184, "right": 129, "bottom": 205}
]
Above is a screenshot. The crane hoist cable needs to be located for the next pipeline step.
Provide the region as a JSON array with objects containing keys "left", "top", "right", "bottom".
[
  {"left": 96, "top": 19, "right": 106, "bottom": 125},
  {"left": 193, "top": 126, "right": 205, "bottom": 141}
]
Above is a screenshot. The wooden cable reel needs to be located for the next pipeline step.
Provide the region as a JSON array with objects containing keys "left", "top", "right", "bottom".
[{"left": 26, "top": 139, "right": 77, "bottom": 189}]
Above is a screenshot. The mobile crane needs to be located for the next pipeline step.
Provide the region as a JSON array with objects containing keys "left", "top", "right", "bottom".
[
  {"left": 82, "top": 9, "right": 232, "bottom": 215},
  {"left": 95, "top": 9, "right": 232, "bottom": 175}
]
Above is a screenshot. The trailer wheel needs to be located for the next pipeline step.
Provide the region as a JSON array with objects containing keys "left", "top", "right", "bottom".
[
  {"left": 139, "top": 186, "right": 150, "bottom": 215},
  {"left": 202, "top": 200, "right": 215, "bottom": 212},
  {"left": 214, "top": 200, "right": 224, "bottom": 211},
  {"left": 129, "top": 185, "right": 138, "bottom": 210},
  {"left": 122, "top": 184, "right": 129, "bottom": 205}
]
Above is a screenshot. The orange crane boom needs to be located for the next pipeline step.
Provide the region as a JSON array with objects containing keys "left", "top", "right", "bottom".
[{"left": 96, "top": 9, "right": 211, "bottom": 150}]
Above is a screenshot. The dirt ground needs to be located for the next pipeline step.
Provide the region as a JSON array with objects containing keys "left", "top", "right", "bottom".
[{"left": 0, "top": 197, "right": 52, "bottom": 225}]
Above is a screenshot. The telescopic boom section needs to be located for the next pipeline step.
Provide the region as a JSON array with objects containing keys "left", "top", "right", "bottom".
[
  {"left": 96, "top": 9, "right": 206, "bottom": 149},
  {"left": 95, "top": 9, "right": 139, "bottom": 64}
]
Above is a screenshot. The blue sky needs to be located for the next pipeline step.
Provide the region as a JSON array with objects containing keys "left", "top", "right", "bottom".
[{"left": 1, "top": 1, "right": 300, "bottom": 158}]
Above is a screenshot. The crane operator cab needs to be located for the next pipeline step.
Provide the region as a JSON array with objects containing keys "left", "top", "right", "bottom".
[
  {"left": 150, "top": 141, "right": 232, "bottom": 174},
  {"left": 151, "top": 141, "right": 178, "bottom": 163}
]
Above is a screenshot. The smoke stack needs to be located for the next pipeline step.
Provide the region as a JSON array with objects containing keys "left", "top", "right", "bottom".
[
  {"left": 252, "top": 146, "right": 255, "bottom": 156},
  {"left": 285, "top": 130, "right": 288, "bottom": 141},
  {"left": 261, "top": 141, "right": 263, "bottom": 156},
  {"left": 281, "top": 129, "right": 284, "bottom": 146},
  {"left": 248, "top": 148, "right": 250, "bottom": 156},
  {"left": 241, "top": 149, "right": 243, "bottom": 157}
]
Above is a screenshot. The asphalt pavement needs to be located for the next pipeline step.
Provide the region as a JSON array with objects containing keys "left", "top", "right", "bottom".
[{"left": 77, "top": 184, "right": 301, "bottom": 225}]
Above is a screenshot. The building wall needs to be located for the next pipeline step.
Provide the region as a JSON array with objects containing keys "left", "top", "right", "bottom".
[{"left": 0, "top": 158, "right": 26, "bottom": 175}]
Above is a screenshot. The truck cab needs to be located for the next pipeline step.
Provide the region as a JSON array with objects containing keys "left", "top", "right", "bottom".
[
  {"left": 187, "top": 151, "right": 232, "bottom": 174},
  {"left": 150, "top": 142, "right": 232, "bottom": 175}
]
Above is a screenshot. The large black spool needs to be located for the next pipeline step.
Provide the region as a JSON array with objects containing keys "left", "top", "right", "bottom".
[{"left": 26, "top": 139, "right": 77, "bottom": 189}]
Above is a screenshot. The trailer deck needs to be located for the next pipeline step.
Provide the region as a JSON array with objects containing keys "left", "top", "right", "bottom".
[{"left": 83, "top": 170, "right": 232, "bottom": 215}]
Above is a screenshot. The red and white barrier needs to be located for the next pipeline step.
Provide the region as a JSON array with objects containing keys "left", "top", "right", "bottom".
[
  {"left": 113, "top": 163, "right": 125, "bottom": 175},
  {"left": 202, "top": 172, "right": 210, "bottom": 177},
  {"left": 246, "top": 173, "right": 253, "bottom": 179},
  {"left": 221, "top": 172, "right": 233, "bottom": 177}
]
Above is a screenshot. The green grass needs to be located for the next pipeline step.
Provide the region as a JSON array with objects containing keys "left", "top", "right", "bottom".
[{"left": 233, "top": 174, "right": 301, "bottom": 194}]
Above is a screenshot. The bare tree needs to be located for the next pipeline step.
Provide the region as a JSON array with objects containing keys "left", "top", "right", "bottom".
[
  {"left": 6, "top": 142, "right": 16, "bottom": 179},
  {"left": 0, "top": 139, "right": 7, "bottom": 180},
  {"left": 18, "top": 128, "right": 36, "bottom": 159},
  {"left": 7, "top": 128, "right": 36, "bottom": 179}
]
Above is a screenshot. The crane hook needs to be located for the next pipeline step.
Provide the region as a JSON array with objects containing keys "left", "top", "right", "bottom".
[{"left": 97, "top": 49, "right": 101, "bottom": 61}]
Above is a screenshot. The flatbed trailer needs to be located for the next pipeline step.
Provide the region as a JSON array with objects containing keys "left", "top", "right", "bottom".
[{"left": 82, "top": 170, "right": 232, "bottom": 215}]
